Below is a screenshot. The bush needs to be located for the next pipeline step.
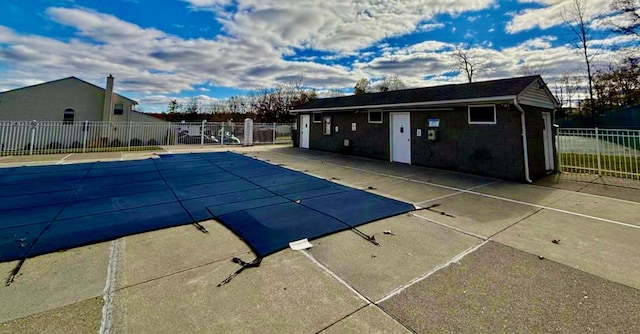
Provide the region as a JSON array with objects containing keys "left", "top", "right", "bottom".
[
  {"left": 47, "top": 142, "right": 63, "bottom": 150},
  {"left": 109, "top": 139, "right": 123, "bottom": 148},
  {"left": 130, "top": 138, "right": 143, "bottom": 146},
  {"left": 148, "top": 138, "right": 158, "bottom": 146},
  {"left": 70, "top": 141, "right": 83, "bottom": 149},
  {"left": 23, "top": 143, "right": 33, "bottom": 151}
]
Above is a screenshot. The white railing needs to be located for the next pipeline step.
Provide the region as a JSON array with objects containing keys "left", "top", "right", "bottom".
[
  {"left": 0, "top": 120, "right": 295, "bottom": 156},
  {"left": 556, "top": 128, "right": 640, "bottom": 179}
]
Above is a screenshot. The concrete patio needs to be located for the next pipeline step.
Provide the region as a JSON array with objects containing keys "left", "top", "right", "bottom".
[{"left": 1, "top": 145, "right": 639, "bottom": 333}]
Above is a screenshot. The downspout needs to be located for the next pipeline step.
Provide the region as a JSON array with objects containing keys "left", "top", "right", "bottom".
[{"left": 514, "top": 99, "right": 532, "bottom": 183}]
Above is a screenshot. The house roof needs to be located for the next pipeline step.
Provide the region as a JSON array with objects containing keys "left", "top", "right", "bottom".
[
  {"left": 293, "top": 75, "right": 555, "bottom": 112},
  {"left": 0, "top": 76, "right": 138, "bottom": 104}
]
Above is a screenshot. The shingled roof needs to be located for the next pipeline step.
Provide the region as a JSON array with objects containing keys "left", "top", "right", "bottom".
[{"left": 294, "top": 75, "right": 544, "bottom": 112}]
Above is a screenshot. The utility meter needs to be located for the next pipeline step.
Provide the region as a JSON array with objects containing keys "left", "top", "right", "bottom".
[{"left": 427, "top": 129, "right": 438, "bottom": 141}]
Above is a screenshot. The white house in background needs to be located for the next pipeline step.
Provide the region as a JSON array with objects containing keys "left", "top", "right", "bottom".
[{"left": 0, "top": 75, "right": 163, "bottom": 123}]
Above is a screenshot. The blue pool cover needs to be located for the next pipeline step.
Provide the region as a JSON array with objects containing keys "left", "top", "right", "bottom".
[{"left": 0, "top": 152, "right": 414, "bottom": 261}]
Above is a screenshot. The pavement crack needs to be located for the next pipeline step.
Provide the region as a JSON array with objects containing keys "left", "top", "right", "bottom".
[
  {"left": 314, "top": 304, "right": 369, "bottom": 334},
  {"left": 488, "top": 207, "right": 545, "bottom": 240},
  {"left": 114, "top": 250, "right": 252, "bottom": 292}
]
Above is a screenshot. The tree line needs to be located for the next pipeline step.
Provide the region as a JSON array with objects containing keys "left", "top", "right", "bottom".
[
  {"left": 157, "top": 74, "right": 410, "bottom": 123},
  {"left": 158, "top": 79, "right": 317, "bottom": 123}
]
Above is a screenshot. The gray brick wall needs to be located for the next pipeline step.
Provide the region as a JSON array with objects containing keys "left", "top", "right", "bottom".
[
  {"left": 307, "top": 112, "right": 389, "bottom": 160},
  {"left": 411, "top": 106, "right": 525, "bottom": 180}
]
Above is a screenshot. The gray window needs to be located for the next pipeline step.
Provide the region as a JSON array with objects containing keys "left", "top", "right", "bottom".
[
  {"left": 114, "top": 103, "right": 124, "bottom": 115},
  {"left": 323, "top": 115, "right": 332, "bottom": 135},
  {"left": 468, "top": 105, "right": 496, "bottom": 124},
  {"left": 313, "top": 113, "right": 322, "bottom": 123},
  {"left": 63, "top": 108, "right": 74, "bottom": 124},
  {"left": 368, "top": 111, "right": 383, "bottom": 123}
]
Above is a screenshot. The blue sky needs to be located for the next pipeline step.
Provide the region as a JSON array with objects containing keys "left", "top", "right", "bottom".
[{"left": 0, "top": 0, "right": 637, "bottom": 112}]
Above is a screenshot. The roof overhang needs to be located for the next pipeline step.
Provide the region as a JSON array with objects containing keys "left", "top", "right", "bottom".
[{"left": 292, "top": 95, "right": 518, "bottom": 113}]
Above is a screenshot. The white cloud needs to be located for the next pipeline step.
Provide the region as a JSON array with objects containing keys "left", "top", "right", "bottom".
[
  {"left": 467, "top": 15, "right": 481, "bottom": 22},
  {"left": 354, "top": 33, "right": 631, "bottom": 95},
  {"left": 0, "top": 8, "right": 360, "bottom": 99},
  {"left": 47, "top": 7, "right": 165, "bottom": 44},
  {"left": 418, "top": 23, "right": 445, "bottom": 32},
  {"left": 405, "top": 41, "right": 451, "bottom": 53},
  {"left": 506, "top": 0, "right": 611, "bottom": 34},
  {"left": 518, "top": 35, "right": 557, "bottom": 49},
  {"left": 189, "top": 0, "right": 497, "bottom": 52},
  {"left": 0, "top": 2, "right": 505, "bottom": 110},
  {"left": 181, "top": 0, "right": 232, "bottom": 9}
]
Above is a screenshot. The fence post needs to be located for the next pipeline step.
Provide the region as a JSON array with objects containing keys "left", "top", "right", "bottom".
[
  {"left": 272, "top": 122, "right": 276, "bottom": 144},
  {"left": 201, "top": 120, "right": 206, "bottom": 147},
  {"left": 127, "top": 121, "right": 133, "bottom": 151},
  {"left": 244, "top": 118, "right": 253, "bottom": 146},
  {"left": 29, "top": 120, "right": 37, "bottom": 155},
  {"left": 82, "top": 120, "right": 89, "bottom": 153},
  {"left": 173, "top": 123, "right": 178, "bottom": 146},
  {"left": 220, "top": 123, "right": 224, "bottom": 146},
  {"left": 556, "top": 131, "right": 562, "bottom": 172},
  {"left": 595, "top": 127, "right": 602, "bottom": 176}
]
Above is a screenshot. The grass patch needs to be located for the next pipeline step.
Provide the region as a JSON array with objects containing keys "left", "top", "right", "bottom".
[{"left": 560, "top": 152, "right": 640, "bottom": 178}]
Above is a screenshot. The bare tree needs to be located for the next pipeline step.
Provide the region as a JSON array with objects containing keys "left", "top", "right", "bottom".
[
  {"left": 374, "top": 74, "right": 407, "bottom": 92},
  {"left": 229, "top": 95, "right": 252, "bottom": 114},
  {"left": 354, "top": 78, "right": 371, "bottom": 95},
  {"left": 184, "top": 97, "right": 202, "bottom": 114},
  {"left": 201, "top": 101, "right": 220, "bottom": 114},
  {"left": 451, "top": 44, "right": 491, "bottom": 83},
  {"left": 553, "top": 71, "right": 584, "bottom": 118},
  {"left": 562, "top": 0, "right": 597, "bottom": 124},
  {"left": 564, "top": 72, "right": 581, "bottom": 111},
  {"left": 250, "top": 78, "right": 317, "bottom": 122},
  {"left": 553, "top": 81, "right": 567, "bottom": 117},
  {"left": 325, "top": 89, "right": 346, "bottom": 97},
  {"left": 167, "top": 99, "right": 182, "bottom": 113},
  {"left": 610, "top": 0, "right": 640, "bottom": 37},
  {"left": 519, "top": 59, "right": 548, "bottom": 77}
]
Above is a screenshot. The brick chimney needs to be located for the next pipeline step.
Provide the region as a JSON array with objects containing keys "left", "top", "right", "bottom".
[{"left": 102, "top": 74, "right": 114, "bottom": 121}]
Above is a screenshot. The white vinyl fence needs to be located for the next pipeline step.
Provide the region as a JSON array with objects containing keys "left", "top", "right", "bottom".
[
  {"left": 556, "top": 128, "right": 640, "bottom": 179},
  {"left": 0, "top": 120, "right": 295, "bottom": 156}
]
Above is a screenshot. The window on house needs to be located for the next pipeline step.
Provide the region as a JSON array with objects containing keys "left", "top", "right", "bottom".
[
  {"left": 468, "top": 105, "right": 496, "bottom": 124},
  {"left": 323, "top": 115, "right": 332, "bottom": 135},
  {"left": 313, "top": 113, "right": 322, "bottom": 123},
  {"left": 368, "top": 111, "right": 383, "bottom": 123},
  {"left": 114, "top": 103, "right": 124, "bottom": 115},
  {"left": 63, "top": 108, "right": 75, "bottom": 124}
]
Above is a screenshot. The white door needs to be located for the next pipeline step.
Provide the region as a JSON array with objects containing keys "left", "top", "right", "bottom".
[
  {"left": 300, "top": 115, "right": 310, "bottom": 149},
  {"left": 390, "top": 113, "right": 411, "bottom": 164},
  {"left": 542, "top": 112, "right": 554, "bottom": 170}
]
